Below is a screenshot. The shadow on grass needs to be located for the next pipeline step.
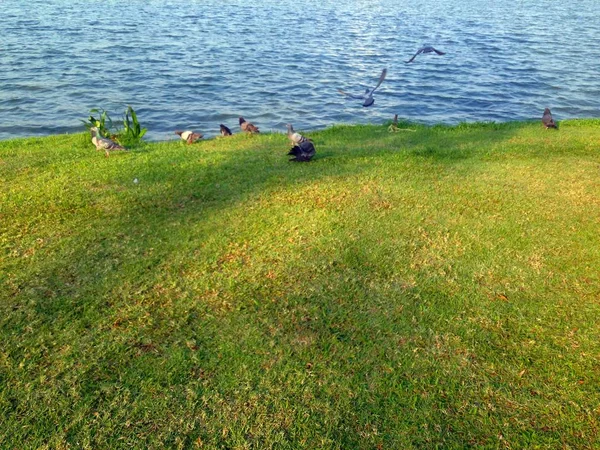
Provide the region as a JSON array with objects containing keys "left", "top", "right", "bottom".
[
  {"left": 2, "top": 122, "right": 549, "bottom": 446},
  {"left": 3, "top": 122, "right": 529, "bottom": 354}
]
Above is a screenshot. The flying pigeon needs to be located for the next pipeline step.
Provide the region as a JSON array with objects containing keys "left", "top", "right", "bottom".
[
  {"left": 286, "top": 123, "right": 309, "bottom": 145},
  {"left": 542, "top": 108, "right": 557, "bottom": 129},
  {"left": 90, "top": 127, "right": 125, "bottom": 157},
  {"left": 406, "top": 46, "right": 446, "bottom": 63},
  {"left": 175, "top": 130, "right": 203, "bottom": 144},
  {"left": 338, "top": 68, "right": 387, "bottom": 107},
  {"left": 239, "top": 117, "right": 260, "bottom": 133},
  {"left": 288, "top": 140, "right": 316, "bottom": 162},
  {"left": 219, "top": 124, "right": 232, "bottom": 136}
]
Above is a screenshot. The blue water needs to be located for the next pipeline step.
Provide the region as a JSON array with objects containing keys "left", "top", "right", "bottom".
[{"left": 1, "top": 0, "right": 599, "bottom": 141}]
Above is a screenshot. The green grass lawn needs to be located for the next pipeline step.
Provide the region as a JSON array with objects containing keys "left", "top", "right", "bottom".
[{"left": 1, "top": 120, "right": 599, "bottom": 449}]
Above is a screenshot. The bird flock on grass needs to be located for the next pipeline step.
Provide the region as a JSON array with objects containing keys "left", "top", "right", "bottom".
[{"left": 90, "top": 45, "right": 560, "bottom": 160}]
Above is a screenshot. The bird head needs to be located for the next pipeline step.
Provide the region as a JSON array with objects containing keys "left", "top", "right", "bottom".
[
  {"left": 90, "top": 126, "right": 99, "bottom": 136},
  {"left": 239, "top": 117, "right": 246, "bottom": 125},
  {"left": 174, "top": 130, "right": 183, "bottom": 137},
  {"left": 544, "top": 108, "right": 551, "bottom": 114}
]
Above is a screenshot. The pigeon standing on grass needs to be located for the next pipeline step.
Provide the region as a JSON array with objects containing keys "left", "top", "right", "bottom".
[
  {"left": 542, "top": 108, "right": 558, "bottom": 129},
  {"left": 338, "top": 68, "right": 387, "bottom": 107},
  {"left": 219, "top": 124, "right": 233, "bottom": 136},
  {"left": 90, "top": 126, "right": 125, "bottom": 157},
  {"left": 288, "top": 140, "right": 316, "bottom": 162},
  {"left": 175, "top": 130, "right": 203, "bottom": 144},
  {"left": 286, "top": 123, "right": 309, "bottom": 145},
  {"left": 239, "top": 117, "right": 260, "bottom": 133},
  {"left": 406, "top": 46, "right": 446, "bottom": 63}
]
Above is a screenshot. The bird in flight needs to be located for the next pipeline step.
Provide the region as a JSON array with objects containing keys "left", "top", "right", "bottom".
[
  {"left": 338, "top": 68, "right": 387, "bottom": 107},
  {"left": 406, "top": 46, "right": 446, "bottom": 63}
]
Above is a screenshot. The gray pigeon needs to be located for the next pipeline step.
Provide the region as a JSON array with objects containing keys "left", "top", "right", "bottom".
[
  {"left": 288, "top": 140, "right": 316, "bottom": 162},
  {"left": 286, "top": 123, "right": 309, "bottom": 145},
  {"left": 90, "top": 127, "right": 125, "bottom": 157},
  {"left": 338, "top": 68, "right": 387, "bottom": 107},
  {"left": 542, "top": 108, "right": 557, "bottom": 129},
  {"left": 406, "top": 46, "right": 445, "bottom": 63}
]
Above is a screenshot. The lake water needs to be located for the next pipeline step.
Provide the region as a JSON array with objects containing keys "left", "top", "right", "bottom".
[{"left": 1, "top": 0, "right": 599, "bottom": 141}]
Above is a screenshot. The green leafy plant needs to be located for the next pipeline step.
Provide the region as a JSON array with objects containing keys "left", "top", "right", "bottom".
[
  {"left": 82, "top": 106, "right": 147, "bottom": 147},
  {"left": 81, "top": 108, "right": 115, "bottom": 138},
  {"left": 118, "top": 106, "right": 147, "bottom": 147}
]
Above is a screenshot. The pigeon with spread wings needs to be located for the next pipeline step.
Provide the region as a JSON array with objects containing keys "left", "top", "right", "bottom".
[
  {"left": 288, "top": 140, "right": 316, "bottom": 162},
  {"left": 338, "top": 68, "right": 387, "bottom": 107},
  {"left": 406, "top": 46, "right": 446, "bottom": 63}
]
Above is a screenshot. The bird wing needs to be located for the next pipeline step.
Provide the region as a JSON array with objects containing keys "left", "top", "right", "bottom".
[
  {"left": 406, "top": 48, "right": 423, "bottom": 63},
  {"left": 291, "top": 132, "right": 307, "bottom": 144},
  {"left": 99, "top": 137, "right": 124, "bottom": 150},
  {"left": 433, "top": 48, "right": 446, "bottom": 55},
  {"left": 298, "top": 141, "right": 316, "bottom": 160},
  {"left": 338, "top": 89, "right": 365, "bottom": 100},
  {"left": 369, "top": 68, "right": 387, "bottom": 94}
]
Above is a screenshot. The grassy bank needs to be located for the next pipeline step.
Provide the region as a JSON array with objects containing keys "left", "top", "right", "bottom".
[{"left": 1, "top": 120, "right": 600, "bottom": 448}]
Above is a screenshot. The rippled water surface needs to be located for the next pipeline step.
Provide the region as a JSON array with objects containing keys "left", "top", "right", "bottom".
[{"left": 1, "top": 0, "right": 599, "bottom": 140}]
